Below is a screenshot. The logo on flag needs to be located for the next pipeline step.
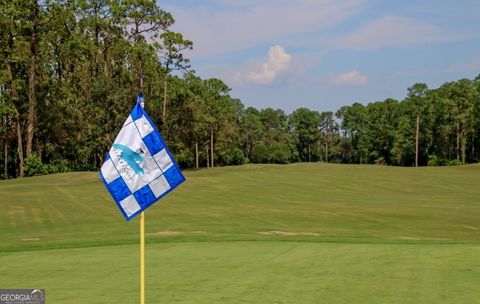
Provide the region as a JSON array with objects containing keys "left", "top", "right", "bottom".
[{"left": 99, "top": 97, "right": 185, "bottom": 221}]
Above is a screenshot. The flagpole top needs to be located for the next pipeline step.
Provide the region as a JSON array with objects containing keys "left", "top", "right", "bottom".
[{"left": 137, "top": 93, "right": 144, "bottom": 108}]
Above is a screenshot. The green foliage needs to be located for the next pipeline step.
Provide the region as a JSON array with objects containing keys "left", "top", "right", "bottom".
[
  {"left": 220, "top": 147, "right": 245, "bottom": 166},
  {"left": 250, "top": 143, "right": 268, "bottom": 163},
  {"left": 427, "top": 155, "right": 448, "bottom": 166},
  {"left": 1, "top": 0, "right": 479, "bottom": 179},
  {"left": 391, "top": 115, "right": 414, "bottom": 166},
  {"left": 448, "top": 159, "right": 462, "bottom": 166},
  {"left": 250, "top": 143, "right": 291, "bottom": 164},
  {"left": 44, "top": 163, "right": 72, "bottom": 174},
  {"left": 427, "top": 156, "right": 462, "bottom": 167},
  {"left": 159, "top": 31, "right": 193, "bottom": 72},
  {"left": 175, "top": 148, "right": 195, "bottom": 168},
  {"left": 24, "top": 156, "right": 73, "bottom": 176},
  {"left": 268, "top": 143, "right": 291, "bottom": 164},
  {"left": 289, "top": 108, "right": 321, "bottom": 162},
  {"left": 24, "top": 154, "right": 46, "bottom": 177}
]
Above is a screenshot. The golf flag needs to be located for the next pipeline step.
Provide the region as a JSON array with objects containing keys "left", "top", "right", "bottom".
[{"left": 100, "top": 96, "right": 185, "bottom": 221}]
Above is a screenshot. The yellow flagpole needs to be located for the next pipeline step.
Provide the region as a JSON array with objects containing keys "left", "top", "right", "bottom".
[
  {"left": 139, "top": 94, "right": 146, "bottom": 304},
  {"left": 140, "top": 211, "right": 145, "bottom": 304}
]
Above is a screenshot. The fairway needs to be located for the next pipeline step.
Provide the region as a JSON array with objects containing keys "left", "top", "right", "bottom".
[{"left": 1, "top": 163, "right": 480, "bottom": 303}]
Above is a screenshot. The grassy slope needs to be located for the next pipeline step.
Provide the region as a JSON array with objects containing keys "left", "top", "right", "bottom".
[
  {"left": 1, "top": 163, "right": 480, "bottom": 303},
  {"left": 1, "top": 163, "right": 479, "bottom": 251}
]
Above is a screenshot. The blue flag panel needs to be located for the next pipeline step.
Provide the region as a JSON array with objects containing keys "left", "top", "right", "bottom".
[{"left": 100, "top": 98, "right": 185, "bottom": 221}]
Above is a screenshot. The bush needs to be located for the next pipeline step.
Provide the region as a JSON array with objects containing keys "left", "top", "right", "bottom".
[
  {"left": 374, "top": 156, "right": 386, "bottom": 165},
  {"left": 175, "top": 149, "right": 195, "bottom": 168},
  {"left": 250, "top": 143, "right": 292, "bottom": 164},
  {"left": 227, "top": 147, "right": 245, "bottom": 166},
  {"left": 447, "top": 159, "right": 462, "bottom": 166},
  {"left": 268, "top": 143, "right": 291, "bottom": 164},
  {"left": 44, "top": 163, "right": 72, "bottom": 174},
  {"left": 428, "top": 155, "right": 439, "bottom": 166},
  {"left": 71, "top": 163, "right": 97, "bottom": 171},
  {"left": 427, "top": 155, "right": 448, "bottom": 166},
  {"left": 250, "top": 143, "right": 268, "bottom": 163},
  {"left": 24, "top": 154, "right": 47, "bottom": 177},
  {"left": 427, "top": 155, "right": 462, "bottom": 166}
]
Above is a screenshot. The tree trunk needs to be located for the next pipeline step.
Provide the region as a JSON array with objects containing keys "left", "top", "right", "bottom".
[
  {"left": 195, "top": 139, "right": 199, "bottom": 169},
  {"left": 456, "top": 123, "right": 460, "bottom": 161},
  {"left": 471, "top": 133, "right": 475, "bottom": 161},
  {"left": 4, "top": 138, "right": 7, "bottom": 179},
  {"left": 206, "top": 144, "right": 210, "bottom": 168},
  {"left": 163, "top": 78, "right": 168, "bottom": 122},
  {"left": 5, "top": 55, "right": 14, "bottom": 93},
  {"left": 5, "top": 35, "right": 16, "bottom": 177},
  {"left": 103, "top": 48, "right": 110, "bottom": 77},
  {"left": 16, "top": 121, "right": 24, "bottom": 177},
  {"left": 94, "top": 23, "right": 100, "bottom": 77},
  {"left": 308, "top": 144, "right": 311, "bottom": 162},
  {"left": 134, "top": 22, "right": 144, "bottom": 93},
  {"left": 210, "top": 128, "right": 214, "bottom": 168},
  {"left": 461, "top": 133, "right": 466, "bottom": 165},
  {"left": 26, "top": 19, "right": 38, "bottom": 158},
  {"left": 415, "top": 113, "right": 419, "bottom": 167},
  {"left": 103, "top": 40, "right": 110, "bottom": 77},
  {"left": 325, "top": 142, "right": 329, "bottom": 163},
  {"left": 139, "top": 60, "right": 144, "bottom": 91},
  {"left": 94, "top": 49, "right": 100, "bottom": 77}
]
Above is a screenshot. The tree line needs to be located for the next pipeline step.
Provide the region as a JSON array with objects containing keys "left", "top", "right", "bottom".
[{"left": 1, "top": 0, "right": 479, "bottom": 178}]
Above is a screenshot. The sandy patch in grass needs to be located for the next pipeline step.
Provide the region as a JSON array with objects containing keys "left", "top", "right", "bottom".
[
  {"left": 146, "top": 231, "right": 185, "bottom": 236},
  {"left": 21, "top": 238, "right": 40, "bottom": 242},
  {"left": 146, "top": 231, "right": 208, "bottom": 236},
  {"left": 258, "top": 231, "right": 320, "bottom": 236},
  {"left": 395, "top": 236, "right": 450, "bottom": 241}
]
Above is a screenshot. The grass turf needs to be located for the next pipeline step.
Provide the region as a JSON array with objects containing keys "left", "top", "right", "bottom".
[{"left": 1, "top": 163, "right": 480, "bottom": 303}]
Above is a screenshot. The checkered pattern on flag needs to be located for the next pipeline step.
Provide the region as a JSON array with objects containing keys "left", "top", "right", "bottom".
[{"left": 99, "top": 99, "right": 185, "bottom": 221}]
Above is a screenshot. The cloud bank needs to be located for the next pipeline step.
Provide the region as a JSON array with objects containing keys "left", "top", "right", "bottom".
[
  {"left": 335, "top": 16, "right": 465, "bottom": 50},
  {"left": 166, "top": 0, "right": 367, "bottom": 58},
  {"left": 331, "top": 70, "right": 368, "bottom": 86}
]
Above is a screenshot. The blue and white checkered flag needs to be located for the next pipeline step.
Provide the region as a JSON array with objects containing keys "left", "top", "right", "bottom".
[{"left": 100, "top": 96, "right": 185, "bottom": 221}]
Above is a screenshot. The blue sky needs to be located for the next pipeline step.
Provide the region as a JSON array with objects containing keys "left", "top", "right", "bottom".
[{"left": 161, "top": 0, "right": 480, "bottom": 113}]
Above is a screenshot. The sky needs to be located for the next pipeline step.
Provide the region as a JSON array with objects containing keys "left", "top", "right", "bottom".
[{"left": 161, "top": 0, "right": 480, "bottom": 113}]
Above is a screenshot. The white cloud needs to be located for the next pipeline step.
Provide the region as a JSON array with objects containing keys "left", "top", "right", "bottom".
[
  {"left": 242, "top": 45, "right": 292, "bottom": 85},
  {"left": 331, "top": 70, "right": 368, "bottom": 86},
  {"left": 203, "top": 49, "right": 318, "bottom": 88},
  {"left": 335, "top": 16, "right": 466, "bottom": 50},
  {"left": 165, "top": 0, "right": 367, "bottom": 58}
]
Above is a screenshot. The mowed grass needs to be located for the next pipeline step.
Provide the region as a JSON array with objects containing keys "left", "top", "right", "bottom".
[{"left": 1, "top": 163, "right": 480, "bottom": 303}]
